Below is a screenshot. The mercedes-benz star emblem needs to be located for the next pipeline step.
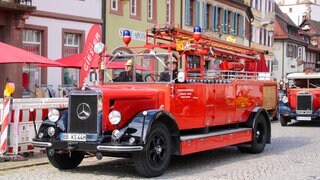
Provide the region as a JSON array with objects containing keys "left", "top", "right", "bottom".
[{"left": 76, "top": 103, "right": 91, "bottom": 120}]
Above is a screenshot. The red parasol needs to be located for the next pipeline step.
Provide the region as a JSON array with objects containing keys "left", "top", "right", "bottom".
[
  {"left": 56, "top": 53, "right": 146, "bottom": 70},
  {"left": 0, "top": 42, "right": 62, "bottom": 66},
  {"left": 257, "top": 54, "right": 269, "bottom": 72},
  {"left": 56, "top": 53, "right": 98, "bottom": 68}
]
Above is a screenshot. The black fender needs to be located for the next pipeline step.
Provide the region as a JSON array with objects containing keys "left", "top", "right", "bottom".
[
  {"left": 246, "top": 107, "right": 271, "bottom": 144},
  {"left": 37, "top": 110, "right": 68, "bottom": 138},
  {"left": 124, "top": 109, "right": 180, "bottom": 155}
]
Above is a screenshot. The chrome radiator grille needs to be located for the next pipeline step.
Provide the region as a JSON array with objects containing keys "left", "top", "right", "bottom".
[
  {"left": 296, "top": 94, "right": 312, "bottom": 114},
  {"left": 68, "top": 93, "right": 98, "bottom": 133}
]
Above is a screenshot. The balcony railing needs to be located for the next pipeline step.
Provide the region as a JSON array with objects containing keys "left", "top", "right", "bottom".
[{"left": 15, "top": 0, "right": 32, "bottom": 6}]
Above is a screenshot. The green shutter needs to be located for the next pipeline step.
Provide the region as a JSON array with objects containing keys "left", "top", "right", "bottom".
[
  {"left": 196, "top": 0, "right": 200, "bottom": 26},
  {"left": 233, "top": 12, "right": 238, "bottom": 36},
  {"left": 185, "top": 0, "right": 190, "bottom": 25},
  {"left": 202, "top": 2, "right": 207, "bottom": 29},
  {"left": 223, "top": 9, "right": 228, "bottom": 33}
]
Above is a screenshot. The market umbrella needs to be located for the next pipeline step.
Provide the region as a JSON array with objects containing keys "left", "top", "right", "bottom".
[
  {"left": 257, "top": 54, "right": 269, "bottom": 72},
  {"left": 56, "top": 53, "right": 99, "bottom": 68},
  {"left": 0, "top": 42, "right": 62, "bottom": 66},
  {"left": 56, "top": 53, "right": 146, "bottom": 70}
]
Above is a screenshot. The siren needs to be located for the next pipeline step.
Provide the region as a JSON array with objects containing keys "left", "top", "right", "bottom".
[
  {"left": 193, "top": 26, "right": 201, "bottom": 42},
  {"left": 122, "top": 30, "right": 131, "bottom": 46}
]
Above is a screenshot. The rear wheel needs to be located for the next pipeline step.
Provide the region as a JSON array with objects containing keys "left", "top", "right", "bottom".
[
  {"left": 133, "top": 122, "right": 171, "bottom": 177},
  {"left": 46, "top": 149, "right": 85, "bottom": 169},
  {"left": 238, "top": 114, "right": 268, "bottom": 154}
]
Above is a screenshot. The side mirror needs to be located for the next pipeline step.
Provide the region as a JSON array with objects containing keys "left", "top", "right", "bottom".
[{"left": 177, "top": 71, "right": 185, "bottom": 83}]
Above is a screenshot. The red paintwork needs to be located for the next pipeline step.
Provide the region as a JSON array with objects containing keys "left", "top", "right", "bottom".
[
  {"left": 180, "top": 130, "right": 252, "bottom": 155},
  {"left": 99, "top": 79, "right": 276, "bottom": 132},
  {"left": 95, "top": 24, "right": 277, "bottom": 155},
  {"left": 287, "top": 88, "right": 320, "bottom": 111}
]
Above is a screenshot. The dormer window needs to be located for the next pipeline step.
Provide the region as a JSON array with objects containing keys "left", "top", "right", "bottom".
[{"left": 301, "top": 24, "right": 310, "bottom": 31}]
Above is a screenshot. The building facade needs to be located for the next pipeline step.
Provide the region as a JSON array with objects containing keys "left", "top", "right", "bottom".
[
  {"left": 106, "top": 0, "right": 180, "bottom": 51},
  {"left": 183, "top": 0, "right": 253, "bottom": 48},
  {"left": 250, "top": 0, "right": 275, "bottom": 73},
  {"left": 0, "top": 0, "right": 103, "bottom": 98},
  {"left": 275, "top": 0, "right": 320, "bottom": 26},
  {"left": 105, "top": 0, "right": 181, "bottom": 77},
  {"left": 181, "top": 0, "right": 275, "bottom": 72},
  {"left": 273, "top": 3, "right": 307, "bottom": 82},
  {"left": 299, "top": 19, "right": 320, "bottom": 70}
]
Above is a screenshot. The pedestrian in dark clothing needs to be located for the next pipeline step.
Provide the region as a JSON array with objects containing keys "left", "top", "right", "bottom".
[
  {"left": 160, "top": 57, "right": 178, "bottom": 82},
  {"left": 113, "top": 59, "right": 143, "bottom": 82}
]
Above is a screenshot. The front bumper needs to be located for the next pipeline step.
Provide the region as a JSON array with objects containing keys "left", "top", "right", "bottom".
[
  {"left": 32, "top": 140, "right": 143, "bottom": 152},
  {"left": 279, "top": 105, "right": 320, "bottom": 120},
  {"left": 282, "top": 113, "right": 320, "bottom": 121}
]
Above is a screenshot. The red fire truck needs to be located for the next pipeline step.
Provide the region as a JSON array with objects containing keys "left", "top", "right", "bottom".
[
  {"left": 33, "top": 25, "right": 277, "bottom": 177},
  {"left": 278, "top": 71, "right": 320, "bottom": 126}
]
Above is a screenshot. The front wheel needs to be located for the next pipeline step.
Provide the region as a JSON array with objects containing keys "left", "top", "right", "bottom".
[
  {"left": 133, "top": 122, "right": 171, "bottom": 177},
  {"left": 238, "top": 114, "right": 268, "bottom": 154},
  {"left": 47, "top": 149, "right": 85, "bottom": 169}
]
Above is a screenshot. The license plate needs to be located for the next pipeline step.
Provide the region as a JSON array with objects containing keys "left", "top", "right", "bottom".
[
  {"left": 61, "top": 133, "right": 86, "bottom": 141},
  {"left": 297, "top": 116, "right": 311, "bottom": 121}
]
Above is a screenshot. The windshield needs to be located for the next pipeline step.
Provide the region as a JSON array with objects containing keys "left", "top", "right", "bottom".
[
  {"left": 288, "top": 78, "right": 320, "bottom": 88},
  {"left": 102, "top": 53, "right": 177, "bottom": 83}
]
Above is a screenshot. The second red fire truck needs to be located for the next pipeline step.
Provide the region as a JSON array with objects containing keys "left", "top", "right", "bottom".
[{"left": 33, "top": 25, "right": 277, "bottom": 177}]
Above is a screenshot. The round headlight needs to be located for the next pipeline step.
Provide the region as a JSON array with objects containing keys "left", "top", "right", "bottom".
[
  {"left": 109, "top": 110, "right": 121, "bottom": 125},
  {"left": 38, "top": 132, "right": 44, "bottom": 139},
  {"left": 47, "top": 127, "right": 55, "bottom": 137},
  {"left": 282, "top": 96, "right": 288, "bottom": 103},
  {"left": 112, "top": 129, "right": 121, "bottom": 140},
  {"left": 94, "top": 42, "right": 105, "bottom": 54},
  {"left": 48, "top": 109, "right": 60, "bottom": 122}
]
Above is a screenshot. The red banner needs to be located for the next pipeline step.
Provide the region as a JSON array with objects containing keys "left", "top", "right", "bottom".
[{"left": 79, "top": 24, "right": 102, "bottom": 87}]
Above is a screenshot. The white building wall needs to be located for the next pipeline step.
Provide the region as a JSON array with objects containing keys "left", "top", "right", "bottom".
[
  {"left": 24, "top": 0, "right": 102, "bottom": 93},
  {"left": 273, "top": 41, "right": 284, "bottom": 81},
  {"left": 276, "top": 1, "right": 320, "bottom": 25},
  {"left": 274, "top": 41, "right": 305, "bottom": 82},
  {"left": 32, "top": 0, "right": 101, "bottom": 19}
]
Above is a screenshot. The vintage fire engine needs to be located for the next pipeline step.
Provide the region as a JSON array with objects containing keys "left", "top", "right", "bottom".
[
  {"left": 278, "top": 71, "right": 320, "bottom": 126},
  {"left": 33, "top": 25, "right": 277, "bottom": 177}
]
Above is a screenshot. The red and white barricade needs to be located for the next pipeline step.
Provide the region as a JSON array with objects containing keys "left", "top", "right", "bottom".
[
  {"left": 0, "top": 98, "right": 68, "bottom": 155},
  {"left": 0, "top": 98, "right": 11, "bottom": 155}
]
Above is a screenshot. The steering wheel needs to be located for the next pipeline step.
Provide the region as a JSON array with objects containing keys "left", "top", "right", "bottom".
[{"left": 144, "top": 73, "right": 160, "bottom": 82}]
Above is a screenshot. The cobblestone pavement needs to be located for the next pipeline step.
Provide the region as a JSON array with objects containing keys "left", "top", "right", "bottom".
[{"left": 1, "top": 121, "right": 320, "bottom": 180}]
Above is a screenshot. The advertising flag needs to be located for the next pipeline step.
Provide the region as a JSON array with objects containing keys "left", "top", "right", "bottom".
[{"left": 79, "top": 24, "right": 102, "bottom": 87}]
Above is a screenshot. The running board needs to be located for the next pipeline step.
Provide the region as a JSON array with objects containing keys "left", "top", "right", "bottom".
[{"left": 180, "top": 128, "right": 252, "bottom": 155}]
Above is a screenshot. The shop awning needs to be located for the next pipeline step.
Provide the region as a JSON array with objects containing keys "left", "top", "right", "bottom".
[{"left": 0, "top": 42, "right": 62, "bottom": 66}]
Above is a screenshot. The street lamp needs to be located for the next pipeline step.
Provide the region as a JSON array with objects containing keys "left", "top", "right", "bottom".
[{"left": 268, "top": 31, "right": 274, "bottom": 38}]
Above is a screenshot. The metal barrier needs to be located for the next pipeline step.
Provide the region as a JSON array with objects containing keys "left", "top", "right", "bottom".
[{"left": 0, "top": 98, "right": 68, "bottom": 155}]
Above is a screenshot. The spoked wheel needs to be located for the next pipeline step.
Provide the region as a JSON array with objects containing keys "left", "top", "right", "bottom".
[
  {"left": 46, "top": 149, "right": 85, "bottom": 169},
  {"left": 133, "top": 122, "right": 171, "bottom": 177},
  {"left": 238, "top": 115, "right": 268, "bottom": 154}
]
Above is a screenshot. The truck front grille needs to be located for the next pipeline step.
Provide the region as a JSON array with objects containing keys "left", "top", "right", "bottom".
[
  {"left": 68, "top": 94, "right": 98, "bottom": 133},
  {"left": 296, "top": 94, "right": 312, "bottom": 114}
]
